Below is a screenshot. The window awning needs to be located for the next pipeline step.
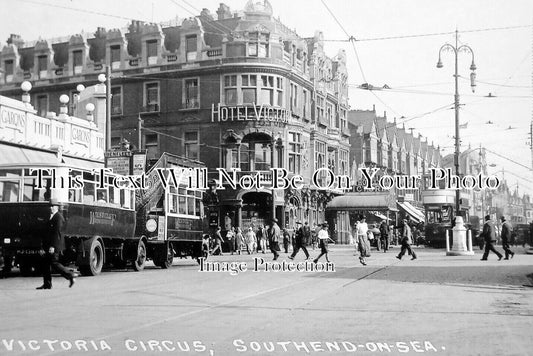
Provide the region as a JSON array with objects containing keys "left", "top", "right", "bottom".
[
  {"left": 0, "top": 144, "right": 60, "bottom": 167},
  {"left": 397, "top": 201, "right": 425, "bottom": 224},
  {"left": 61, "top": 155, "right": 104, "bottom": 170},
  {"left": 0, "top": 144, "right": 103, "bottom": 170},
  {"left": 369, "top": 211, "right": 391, "bottom": 220},
  {"left": 326, "top": 193, "right": 398, "bottom": 211}
]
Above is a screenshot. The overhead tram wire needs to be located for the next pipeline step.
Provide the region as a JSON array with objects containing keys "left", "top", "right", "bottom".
[
  {"left": 320, "top": 0, "right": 405, "bottom": 118},
  {"left": 355, "top": 24, "right": 533, "bottom": 42},
  {"left": 18, "top": 0, "right": 146, "bottom": 22}
]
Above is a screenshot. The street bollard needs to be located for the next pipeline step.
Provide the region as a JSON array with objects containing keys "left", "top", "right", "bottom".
[
  {"left": 467, "top": 230, "right": 473, "bottom": 253},
  {"left": 446, "top": 216, "right": 474, "bottom": 256},
  {"left": 445, "top": 229, "right": 450, "bottom": 253}
]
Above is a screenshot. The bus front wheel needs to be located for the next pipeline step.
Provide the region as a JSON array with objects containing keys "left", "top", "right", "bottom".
[
  {"left": 79, "top": 239, "right": 104, "bottom": 276},
  {"left": 133, "top": 240, "right": 146, "bottom": 271}
]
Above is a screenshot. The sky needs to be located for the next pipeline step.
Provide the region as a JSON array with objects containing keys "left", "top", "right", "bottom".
[{"left": 1, "top": 0, "right": 532, "bottom": 195}]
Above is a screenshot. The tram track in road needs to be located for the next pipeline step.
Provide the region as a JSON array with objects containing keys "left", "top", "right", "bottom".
[
  {"left": 35, "top": 272, "right": 320, "bottom": 356},
  {"left": 29, "top": 257, "right": 396, "bottom": 356}
]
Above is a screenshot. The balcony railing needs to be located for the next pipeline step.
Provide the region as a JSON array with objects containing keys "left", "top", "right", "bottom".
[{"left": 206, "top": 48, "right": 222, "bottom": 57}]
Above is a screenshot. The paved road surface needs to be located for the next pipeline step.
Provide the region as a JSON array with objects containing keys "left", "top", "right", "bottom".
[{"left": 1, "top": 246, "right": 532, "bottom": 356}]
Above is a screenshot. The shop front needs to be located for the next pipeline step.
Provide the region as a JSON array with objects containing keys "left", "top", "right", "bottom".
[{"left": 326, "top": 192, "right": 398, "bottom": 244}]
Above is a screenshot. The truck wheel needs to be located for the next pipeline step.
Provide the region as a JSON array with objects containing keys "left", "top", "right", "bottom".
[
  {"left": 79, "top": 239, "right": 104, "bottom": 276},
  {"left": 159, "top": 243, "right": 174, "bottom": 269},
  {"left": 133, "top": 240, "right": 146, "bottom": 271}
]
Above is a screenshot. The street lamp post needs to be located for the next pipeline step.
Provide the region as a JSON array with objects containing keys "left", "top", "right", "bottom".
[{"left": 436, "top": 29, "right": 477, "bottom": 220}]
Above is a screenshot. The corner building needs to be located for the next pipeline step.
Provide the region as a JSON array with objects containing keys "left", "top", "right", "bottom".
[{"left": 0, "top": 1, "right": 351, "bottom": 233}]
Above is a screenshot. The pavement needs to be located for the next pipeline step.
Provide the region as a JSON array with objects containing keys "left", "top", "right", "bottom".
[{"left": 0, "top": 245, "right": 532, "bottom": 356}]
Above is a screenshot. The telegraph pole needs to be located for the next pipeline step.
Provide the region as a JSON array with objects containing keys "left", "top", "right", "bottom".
[{"left": 106, "top": 65, "right": 112, "bottom": 151}]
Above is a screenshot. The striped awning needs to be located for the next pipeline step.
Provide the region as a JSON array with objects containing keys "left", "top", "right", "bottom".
[{"left": 397, "top": 201, "right": 425, "bottom": 223}]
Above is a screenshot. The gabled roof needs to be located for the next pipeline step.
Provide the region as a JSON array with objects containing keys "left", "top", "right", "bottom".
[
  {"left": 420, "top": 140, "right": 428, "bottom": 158},
  {"left": 375, "top": 116, "right": 389, "bottom": 141},
  {"left": 385, "top": 123, "right": 397, "bottom": 146},
  {"left": 395, "top": 127, "right": 406, "bottom": 149},
  {"left": 347, "top": 110, "right": 376, "bottom": 135},
  {"left": 412, "top": 135, "right": 421, "bottom": 154},
  {"left": 403, "top": 128, "right": 413, "bottom": 151}
]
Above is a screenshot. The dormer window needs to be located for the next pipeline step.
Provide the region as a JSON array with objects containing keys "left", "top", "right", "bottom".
[
  {"left": 4, "top": 60, "right": 14, "bottom": 82},
  {"left": 72, "top": 50, "right": 83, "bottom": 75},
  {"left": 248, "top": 32, "right": 269, "bottom": 58},
  {"left": 186, "top": 35, "right": 197, "bottom": 62},
  {"left": 146, "top": 39, "right": 158, "bottom": 65},
  {"left": 37, "top": 55, "right": 48, "bottom": 79},
  {"left": 110, "top": 45, "right": 121, "bottom": 69}
]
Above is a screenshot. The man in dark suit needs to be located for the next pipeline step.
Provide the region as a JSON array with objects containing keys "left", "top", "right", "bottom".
[
  {"left": 500, "top": 216, "right": 515, "bottom": 260},
  {"left": 480, "top": 215, "right": 503, "bottom": 261},
  {"left": 379, "top": 219, "right": 390, "bottom": 252},
  {"left": 396, "top": 217, "right": 417, "bottom": 261},
  {"left": 289, "top": 221, "right": 310, "bottom": 260},
  {"left": 267, "top": 218, "right": 281, "bottom": 260},
  {"left": 37, "top": 199, "right": 76, "bottom": 289}
]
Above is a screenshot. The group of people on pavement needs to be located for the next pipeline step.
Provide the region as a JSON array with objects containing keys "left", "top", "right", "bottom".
[
  {"left": 208, "top": 225, "right": 268, "bottom": 256},
  {"left": 353, "top": 214, "right": 417, "bottom": 266},
  {"left": 201, "top": 212, "right": 519, "bottom": 268},
  {"left": 201, "top": 218, "right": 334, "bottom": 263}
]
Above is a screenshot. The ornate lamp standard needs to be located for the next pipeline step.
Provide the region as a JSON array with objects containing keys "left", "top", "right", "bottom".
[{"left": 436, "top": 29, "right": 477, "bottom": 219}]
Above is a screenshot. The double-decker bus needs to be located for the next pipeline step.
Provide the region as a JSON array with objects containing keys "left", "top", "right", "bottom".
[
  {"left": 136, "top": 153, "right": 208, "bottom": 268},
  {"left": 0, "top": 155, "right": 144, "bottom": 276}
]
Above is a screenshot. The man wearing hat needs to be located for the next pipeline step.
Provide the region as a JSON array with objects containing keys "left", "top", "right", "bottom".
[
  {"left": 480, "top": 215, "right": 503, "bottom": 261},
  {"left": 289, "top": 221, "right": 310, "bottom": 260},
  {"left": 267, "top": 218, "right": 281, "bottom": 260},
  {"left": 37, "top": 199, "right": 76, "bottom": 289},
  {"left": 313, "top": 223, "right": 330, "bottom": 263},
  {"left": 500, "top": 216, "right": 515, "bottom": 260},
  {"left": 396, "top": 217, "right": 417, "bottom": 261}
]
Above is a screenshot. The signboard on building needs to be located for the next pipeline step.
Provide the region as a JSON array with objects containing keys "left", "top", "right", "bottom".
[
  {"left": 105, "top": 150, "right": 146, "bottom": 175},
  {"left": 0, "top": 105, "right": 26, "bottom": 132},
  {"left": 211, "top": 103, "right": 291, "bottom": 124},
  {"left": 273, "top": 189, "right": 285, "bottom": 204}
]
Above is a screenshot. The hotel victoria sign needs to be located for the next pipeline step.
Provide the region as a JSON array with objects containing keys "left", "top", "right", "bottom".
[{"left": 211, "top": 103, "right": 291, "bottom": 124}]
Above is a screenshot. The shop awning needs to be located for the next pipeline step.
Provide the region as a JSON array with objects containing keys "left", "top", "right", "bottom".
[
  {"left": 0, "top": 144, "right": 103, "bottom": 170},
  {"left": 397, "top": 201, "right": 425, "bottom": 223},
  {"left": 326, "top": 193, "right": 398, "bottom": 211},
  {"left": 62, "top": 155, "right": 104, "bottom": 170},
  {"left": 0, "top": 144, "right": 60, "bottom": 167},
  {"left": 369, "top": 211, "right": 391, "bottom": 220}
]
